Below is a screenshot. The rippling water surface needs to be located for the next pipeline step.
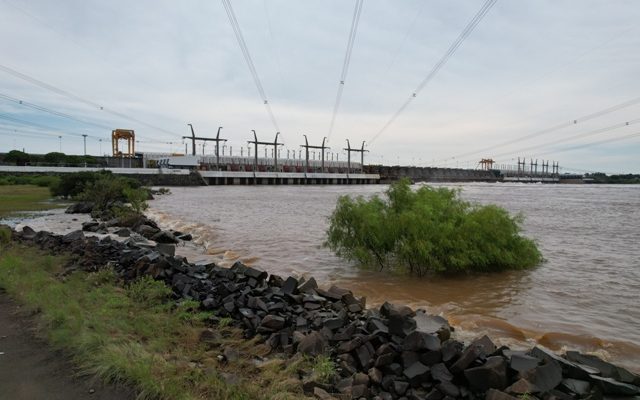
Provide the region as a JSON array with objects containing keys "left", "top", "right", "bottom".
[{"left": 147, "top": 183, "right": 640, "bottom": 371}]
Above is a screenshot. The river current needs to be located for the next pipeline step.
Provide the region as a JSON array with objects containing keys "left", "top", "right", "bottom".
[{"left": 145, "top": 183, "right": 640, "bottom": 371}]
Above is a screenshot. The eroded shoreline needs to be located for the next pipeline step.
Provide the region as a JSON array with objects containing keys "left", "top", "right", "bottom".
[{"left": 2, "top": 203, "right": 639, "bottom": 400}]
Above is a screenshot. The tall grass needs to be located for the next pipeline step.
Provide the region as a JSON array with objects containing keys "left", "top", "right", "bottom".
[{"left": 0, "top": 244, "right": 311, "bottom": 399}]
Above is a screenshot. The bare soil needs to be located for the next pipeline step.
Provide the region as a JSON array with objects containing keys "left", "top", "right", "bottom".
[{"left": 0, "top": 290, "right": 135, "bottom": 400}]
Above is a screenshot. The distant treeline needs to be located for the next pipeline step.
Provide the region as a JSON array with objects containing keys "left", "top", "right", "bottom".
[
  {"left": 0, "top": 150, "right": 98, "bottom": 166},
  {"left": 585, "top": 173, "right": 640, "bottom": 184}
]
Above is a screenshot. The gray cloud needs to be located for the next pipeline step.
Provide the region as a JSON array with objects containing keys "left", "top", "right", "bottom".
[{"left": 1, "top": 0, "right": 639, "bottom": 172}]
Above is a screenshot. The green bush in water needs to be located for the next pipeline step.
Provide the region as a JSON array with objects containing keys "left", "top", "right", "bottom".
[{"left": 325, "top": 179, "right": 542, "bottom": 274}]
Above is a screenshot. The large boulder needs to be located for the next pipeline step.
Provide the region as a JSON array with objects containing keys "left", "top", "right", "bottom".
[{"left": 464, "top": 356, "right": 508, "bottom": 391}]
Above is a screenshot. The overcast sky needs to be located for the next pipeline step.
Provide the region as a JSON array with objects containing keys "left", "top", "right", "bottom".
[{"left": 1, "top": 0, "right": 639, "bottom": 173}]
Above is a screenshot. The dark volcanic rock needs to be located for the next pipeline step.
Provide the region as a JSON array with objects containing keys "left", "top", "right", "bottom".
[
  {"left": 282, "top": 276, "right": 298, "bottom": 295},
  {"left": 559, "top": 378, "right": 591, "bottom": 396},
  {"left": 589, "top": 375, "right": 640, "bottom": 396},
  {"left": 522, "top": 360, "right": 563, "bottom": 393},
  {"left": 403, "top": 331, "right": 441, "bottom": 352},
  {"left": 20, "top": 226, "right": 37, "bottom": 239},
  {"left": 464, "top": 356, "right": 508, "bottom": 391},
  {"left": 298, "top": 277, "right": 318, "bottom": 293},
  {"left": 65, "top": 202, "right": 93, "bottom": 214},
  {"left": 431, "top": 363, "right": 453, "bottom": 382},
  {"left": 403, "top": 361, "right": 430, "bottom": 386},
  {"left": 151, "top": 230, "right": 179, "bottom": 244},
  {"left": 156, "top": 243, "right": 175, "bottom": 257},
  {"left": 509, "top": 354, "right": 539, "bottom": 374},
  {"left": 137, "top": 224, "right": 160, "bottom": 238},
  {"left": 505, "top": 378, "right": 540, "bottom": 395},
  {"left": 116, "top": 227, "right": 131, "bottom": 237},
  {"left": 485, "top": 389, "right": 520, "bottom": 400},
  {"left": 566, "top": 351, "right": 640, "bottom": 385},
  {"left": 260, "top": 315, "right": 285, "bottom": 331},
  {"left": 62, "top": 230, "right": 85, "bottom": 243},
  {"left": 415, "top": 311, "right": 451, "bottom": 341},
  {"left": 298, "top": 331, "right": 328, "bottom": 356},
  {"left": 81, "top": 221, "right": 100, "bottom": 232}
]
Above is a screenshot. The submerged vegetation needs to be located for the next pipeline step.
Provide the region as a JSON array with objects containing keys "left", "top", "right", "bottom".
[{"left": 326, "top": 179, "right": 542, "bottom": 275}]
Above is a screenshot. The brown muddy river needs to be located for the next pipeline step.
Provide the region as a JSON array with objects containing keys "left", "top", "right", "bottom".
[{"left": 147, "top": 183, "right": 640, "bottom": 372}]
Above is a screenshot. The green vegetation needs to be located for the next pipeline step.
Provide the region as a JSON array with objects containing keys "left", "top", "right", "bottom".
[
  {"left": 585, "top": 173, "right": 640, "bottom": 184},
  {"left": 326, "top": 179, "right": 542, "bottom": 275},
  {"left": 1, "top": 150, "right": 98, "bottom": 166},
  {"left": 0, "top": 185, "right": 64, "bottom": 217},
  {"left": 0, "top": 243, "right": 311, "bottom": 399},
  {"left": 310, "top": 355, "right": 336, "bottom": 383},
  {"left": 0, "top": 174, "right": 61, "bottom": 187},
  {"left": 0, "top": 171, "right": 147, "bottom": 218}
]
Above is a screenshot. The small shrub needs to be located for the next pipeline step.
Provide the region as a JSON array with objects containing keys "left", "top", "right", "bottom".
[
  {"left": 312, "top": 355, "right": 336, "bottom": 383},
  {"left": 326, "top": 179, "right": 542, "bottom": 274},
  {"left": 123, "top": 187, "right": 149, "bottom": 213},
  {"left": 51, "top": 171, "right": 105, "bottom": 198},
  {"left": 126, "top": 276, "right": 172, "bottom": 307},
  {"left": 31, "top": 175, "right": 61, "bottom": 188},
  {"left": 0, "top": 225, "right": 11, "bottom": 244},
  {"left": 86, "top": 268, "right": 117, "bottom": 287}
]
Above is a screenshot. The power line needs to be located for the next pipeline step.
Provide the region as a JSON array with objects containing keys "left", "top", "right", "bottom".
[
  {"left": 369, "top": 0, "right": 498, "bottom": 145},
  {"left": 448, "top": 95, "right": 640, "bottom": 162},
  {"left": 0, "top": 92, "right": 112, "bottom": 130},
  {"left": 486, "top": 117, "right": 640, "bottom": 161},
  {"left": 327, "top": 0, "right": 364, "bottom": 142},
  {"left": 533, "top": 130, "right": 640, "bottom": 158},
  {"left": 221, "top": 0, "right": 279, "bottom": 132},
  {"left": 0, "top": 105, "right": 164, "bottom": 145},
  {"left": 0, "top": 63, "right": 183, "bottom": 139},
  {"left": 0, "top": 112, "right": 100, "bottom": 139},
  {"left": 262, "top": 0, "right": 286, "bottom": 96},
  {"left": 381, "top": 1, "right": 427, "bottom": 76},
  {"left": 0, "top": 125, "right": 66, "bottom": 139}
]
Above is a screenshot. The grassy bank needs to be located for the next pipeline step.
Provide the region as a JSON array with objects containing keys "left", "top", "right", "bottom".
[
  {"left": 0, "top": 242, "right": 316, "bottom": 400},
  {"left": 0, "top": 185, "right": 64, "bottom": 217}
]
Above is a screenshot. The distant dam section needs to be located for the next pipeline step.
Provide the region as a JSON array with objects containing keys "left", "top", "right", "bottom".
[{"left": 0, "top": 164, "right": 564, "bottom": 185}]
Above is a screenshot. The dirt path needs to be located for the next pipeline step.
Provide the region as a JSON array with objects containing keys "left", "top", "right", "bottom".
[{"left": 0, "top": 290, "right": 135, "bottom": 400}]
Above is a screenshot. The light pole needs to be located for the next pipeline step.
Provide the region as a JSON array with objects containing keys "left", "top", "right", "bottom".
[
  {"left": 82, "top": 134, "right": 87, "bottom": 155},
  {"left": 58, "top": 135, "right": 62, "bottom": 152},
  {"left": 99, "top": 138, "right": 102, "bottom": 156}
]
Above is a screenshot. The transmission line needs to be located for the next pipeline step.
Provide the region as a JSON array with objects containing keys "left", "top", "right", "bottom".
[
  {"left": 221, "top": 0, "right": 280, "bottom": 132},
  {"left": 0, "top": 112, "right": 100, "bottom": 139},
  {"left": 369, "top": 0, "right": 498, "bottom": 145},
  {"left": 448, "top": 95, "right": 640, "bottom": 163},
  {"left": 534, "top": 131, "right": 640, "bottom": 157},
  {"left": 0, "top": 92, "right": 112, "bottom": 130},
  {"left": 487, "top": 117, "right": 640, "bottom": 161},
  {"left": 381, "top": 1, "right": 427, "bottom": 77},
  {"left": 0, "top": 109, "right": 166, "bottom": 143},
  {"left": 327, "top": 0, "right": 364, "bottom": 142},
  {"left": 0, "top": 64, "right": 183, "bottom": 139}
]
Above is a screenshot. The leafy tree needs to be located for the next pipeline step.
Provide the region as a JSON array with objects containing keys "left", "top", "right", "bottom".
[
  {"left": 326, "top": 179, "right": 542, "bottom": 275},
  {"left": 43, "top": 152, "right": 67, "bottom": 164},
  {"left": 4, "top": 150, "right": 30, "bottom": 165}
]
